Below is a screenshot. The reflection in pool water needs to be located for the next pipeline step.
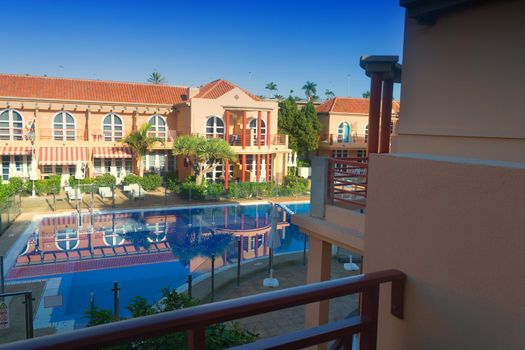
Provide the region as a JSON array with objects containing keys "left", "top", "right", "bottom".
[{"left": 7, "top": 202, "right": 309, "bottom": 329}]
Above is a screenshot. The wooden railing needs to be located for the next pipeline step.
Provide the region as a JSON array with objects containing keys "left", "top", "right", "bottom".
[
  {"left": 0, "top": 269, "right": 405, "bottom": 350},
  {"left": 38, "top": 128, "right": 88, "bottom": 141},
  {"left": 320, "top": 134, "right": 367, "bottom": 145},
  {"left": 328, "top": 157, "right": 368, "bottom": 208}
]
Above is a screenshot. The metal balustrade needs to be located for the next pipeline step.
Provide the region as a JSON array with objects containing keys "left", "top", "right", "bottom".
[
  {"left": 0, "top": 269, "right": 405, "bottom": 350},
  {"left": 328, "top": 157, "right": 368, "bottom": 208}
]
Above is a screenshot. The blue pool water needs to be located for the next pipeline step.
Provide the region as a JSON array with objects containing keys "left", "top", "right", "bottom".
[{"left": 7, "top": 202, "right": 310, "bottom": 329}]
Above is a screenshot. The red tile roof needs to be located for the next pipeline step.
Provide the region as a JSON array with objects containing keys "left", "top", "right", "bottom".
[
  {"left": 194, "top": 79, "right": 262, "bottom": 101},
  {"left": 316, "top": 97, "right": 400, "bottom": 114},
  {"left": 0, "top": 74, "right": 188, "bottom": 105}
]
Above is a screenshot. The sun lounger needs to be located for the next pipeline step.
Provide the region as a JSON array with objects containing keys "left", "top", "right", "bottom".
[{"left": 98, "top": 187, "right": 113, "bottom": 199}]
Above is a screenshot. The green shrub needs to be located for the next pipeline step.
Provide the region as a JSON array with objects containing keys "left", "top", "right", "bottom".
[
  {"left": 123, "top": 174, "right": 142, "bottom": 186},
  {"left": 284, "top": 175, "right": 309, "bottom": 195},
  {"left": 84, "top": 287, "right": 257, "bottom": 348},
  {"left": 94, "top": 174, "right": 116, "bottom": 188},
  {"left": 165, "top": 173, "right": 180, "bottom": 192},
  {"left": 141, "top": 174, "right": 162, "bottom": 191},
  {"left": 206, "top": 182, "right": 224, "bottom": 200},
  {"left": 8, "top": 177, "right": 24, "bottom": 194},
  {"left": 179, "top": 177, "right": 207, "bottom": 200}
]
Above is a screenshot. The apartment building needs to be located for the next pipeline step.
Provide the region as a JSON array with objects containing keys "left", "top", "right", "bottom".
[
  {"left": 0, "top": 75, "right": 290, "bottom": 185},
  {"left": 293, "top": 0, "right": 525, "bottom": 348},
  {"left": 316, "top": 97, "right": 399, "bottom": 159}
]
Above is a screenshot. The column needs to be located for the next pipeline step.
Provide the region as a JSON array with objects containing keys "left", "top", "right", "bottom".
[
  {"left": 304, "top": 236, "right": 332, "bottom": 349},
  {"left": 242, "top": 111, "right": 247, "bottom": 149},
  {"left": 225, "top": 110, "right": 230, "bottom": 141},
  {"left": 379, "top": 79, "right": 394, "bottom": 153},
  {"left": 224, "top": 159, "right": 229, "bottom": 189},
  {"left": 266, "top": 111, "right": 271, "bottom": 148},
  {"left": 266, "top": 154, "right": 270, "bottom": 182},
  {"left": 256, "top": 154, "right": 260, "bottom": 182},
  {"left": 257, "top": 111, "right": 262, "bottom": 148},
  {"left": 367, "top": 73, "right": 382, "bottom": 154},
  {"left": 241, "top": 154, "right": 246, "bottom": 182}
]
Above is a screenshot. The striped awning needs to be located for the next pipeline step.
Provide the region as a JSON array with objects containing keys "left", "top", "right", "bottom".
[
  {"left": 39, "top": 147, "right": 90, "bottom": 165},
  {"left": 0, "top": 147, "right": 32, "bottom": 156},
  {"left": 93, "top": 147, "right": 133, "bottom": 159}
]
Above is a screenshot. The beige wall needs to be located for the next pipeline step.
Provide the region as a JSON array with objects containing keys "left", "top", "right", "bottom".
[
  {"left": 364, "top": 154, "right": 525, "bottom": 349},
  {"left": 396, "top": 0, "right": 525, "bottom": 162}
]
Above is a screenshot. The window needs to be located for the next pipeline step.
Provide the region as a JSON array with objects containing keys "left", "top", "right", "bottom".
[
  {"left": 390, "top": 121, "right": 394, "bottom": 134},
  {"left": 43, "top": 165, "right": 53, "bottom": 174},
  {"left": 205, "top": 116, "right": 224, "bottom": 138},
  {"left": 94, "top": 159, "right": 102, "bottom": 173},
  {"left": 248, "top": 118, "right": 267, "bottom": 145},
  {"left": 205, "top": 161, "right": 224, "bottom": 182},
  {"left": 53, "top": 112, "right": 76, "bottom": 141},
  {"left": 103, "top": 113, "right": 123, "bottom": 141},
  {"left": 357, "top": 150, "right": 367, "bottom": 158},
  {"left": 103, "top": 231, "right": 125, "bottom": 246},
  {"left": 148, "top": 115, "right": 167, "bottom": 140},
  {"left": 125, "top": 159, "right": 132, "bottom": 173},
  {"left": 1, "top": 156, "right": 9, "bottom": 181},
  {"left": 0, "top": 109, "right": 24, "bottom": 140},
  {"left": 332, "top": 150, "right": 348, "bottom": 158},
  {"left": 364, "top": 125, "right": 368, "bottom": 143},
  {"left": 14, "top": 156, "right": 22, "bottom": 172},
  {"left": 104, "top": 160, "right": 112, "bottom": 173},
  {"left": 337, "top": 122, "right": 351, "bottom": 143}
]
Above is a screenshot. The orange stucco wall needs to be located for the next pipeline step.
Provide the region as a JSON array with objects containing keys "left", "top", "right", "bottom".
[{"left": 365, "top": 154, "right": 525, "bottom": 349}]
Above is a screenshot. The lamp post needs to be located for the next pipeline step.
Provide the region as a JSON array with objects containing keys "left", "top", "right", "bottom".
[{"left": 26, "top": 124, "right": 36, "bottom": 197}]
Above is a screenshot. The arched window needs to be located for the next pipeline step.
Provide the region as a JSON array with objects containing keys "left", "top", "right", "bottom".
[
  {"left": 103, "top": 113, "right": 123, "bottom": 141},
  {"left": 147, "top": 115, "right": 167, "bottom": 140},
  {"left": 0, "top": 109, "right": 24, "bottom": 140},
  {"left": 337, "top": 122, "right": 351, "bottom": 143},
  {"left": 249, "top": 118, "right": 267, "bottom": 145},
  {"left": 53, "top": 112, "right": 76, "bottom": 141},
  {"left": 55, "top": 229, "right": 79, "bottom": 251},
  {"left": 205, "top": 116, "right": 224, "bottom": 138},
  {"left": 364, "top": 125, "right": 369, "bottom": 143}
]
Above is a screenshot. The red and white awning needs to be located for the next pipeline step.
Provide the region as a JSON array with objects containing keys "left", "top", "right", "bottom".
[
  {"left": 0, "top": 147, "right": 32, "bottom": 156},
  {"left": 39, "top": 147, "right": 89, "bottom": 165},
  {"left": 92, "top": 147, "right": 133, "bottom": 159}
]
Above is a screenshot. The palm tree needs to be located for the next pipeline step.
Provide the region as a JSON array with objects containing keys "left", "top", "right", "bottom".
[
  {"left": 147, "top": 71, "right": 166, "bottom": 84},
  {"left": 121, "top": 124, "right": 164, "bottom": 176},
  {"left": 362, "top": 90, "right": 370, "bottom": 98},
  {"left": 325, "top": 89, "right": 335, "bottom": 100},
  {"left": 172, "top": 135, "right": 237, "bottom": 185},
  {"left": 265, "top": 82, "right": 277, "bottom": 98},
  {"left": 302, "top": 81, "right": 317, "bottom": 101},
  {"left": 274, "top": 94, "right": 284, "bottom": 101}
]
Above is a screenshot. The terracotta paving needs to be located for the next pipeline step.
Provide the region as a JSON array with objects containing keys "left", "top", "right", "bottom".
[{"left": 214, "top": 258, "right": 359, "bottom": 339}]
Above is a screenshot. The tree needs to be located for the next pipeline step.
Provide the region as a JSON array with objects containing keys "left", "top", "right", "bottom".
[
  {"left": 265, "top": 82, "right": 277, "bottom": 98},
  {"left": 302, "top": 81, "right": 317, "bottom": 101},
  {"left": 325, "top": 89, "right": 335, "bottom": 99},
  {"left": 278, "top": 98, "right": 321, "bottom": 159},
  {"left": 362, "top": 90, "right": 370, "bottom": 98},
  {"left": 147, "top": 71, "right": 166, "bottom": 84},
  {"left": 172, "top": 135, "right": 236, "bottom": 185},
  {"left": 121, "top": 123, "right": 164, "bottom": 177},
  {"left": 273, "top": 94, "right": 284, "bottom": 101}
]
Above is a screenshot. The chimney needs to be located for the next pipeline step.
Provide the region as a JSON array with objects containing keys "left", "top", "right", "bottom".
[{"left": 188, "top": 87, "right": 199, "bottom": 98}]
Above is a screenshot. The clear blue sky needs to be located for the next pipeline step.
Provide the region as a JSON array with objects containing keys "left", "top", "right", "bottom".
[{"left": 1, "top": 0, "right": 405, "bottom": 99}]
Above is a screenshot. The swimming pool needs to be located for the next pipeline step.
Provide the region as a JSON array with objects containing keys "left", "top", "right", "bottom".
[{"left": 5, "top": 202, "right": 310, "bottom": 329}]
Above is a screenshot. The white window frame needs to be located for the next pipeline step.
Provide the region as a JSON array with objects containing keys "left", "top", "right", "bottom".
[
  {"left": 0, "top": 109, "right": 24, "bottom": 141},
  {"left": 102, "top": 113, "right": 124, "bottom": 142},
  {"left": 53, "top": 111, "right": 76, "bottom": 141},
  {"left": 148, "top": 115, "right": 167, "bottom": 140},
  {"left": 337, "top": 122, "right": 351, "bottom": 143},
  {"left": 205, "top": 116, "right": 224, "bottom": 138},
  {"left": 248, "top": 117, "right": 267, "bottom": 145}
]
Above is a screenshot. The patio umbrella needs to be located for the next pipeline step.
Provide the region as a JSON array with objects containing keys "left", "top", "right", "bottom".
[
  {"left": 343, "top": 255, "right": 360, "bottom": 272},
  {"left": 29, "top": 160, "right": 37, "bottom": 197},
  {"left": 119, "top": 167, "right": 127, "bottom": 185},
  {"left": 263, "top": 204, "right": 281, "bottom": 288}
]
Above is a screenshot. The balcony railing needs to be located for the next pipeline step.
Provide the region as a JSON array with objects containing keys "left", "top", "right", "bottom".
[
  {"left": 0, "top": 269, "right": 405, "bottom": 350},
  {"left": 38, "top": 128, "right": 88, "bottom": 142},
  {"left": 320, "top": 134, "right": 367, "bottom": 146},
  {"left": 328, "top": 157, "right": 368, "bottom": 208},
  {"left": 147, "top": 129, "right": 176, "bottom": 142}
]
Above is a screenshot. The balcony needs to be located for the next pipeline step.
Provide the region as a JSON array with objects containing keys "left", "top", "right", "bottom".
[
  {"left": 328, "top": 158, "right": 368, "bottom": 210},
  {"left": 38, "top": 128, "right": 88, "bottom": 142},
  {"left": 0, "top": 269, "right": 405, "bottom": 350},
  {"left": 196, "top": 132, "right": 288, "bottom": 148},
  {"left": 319, "top": 134, "right": 367, "bottom": 149}
]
